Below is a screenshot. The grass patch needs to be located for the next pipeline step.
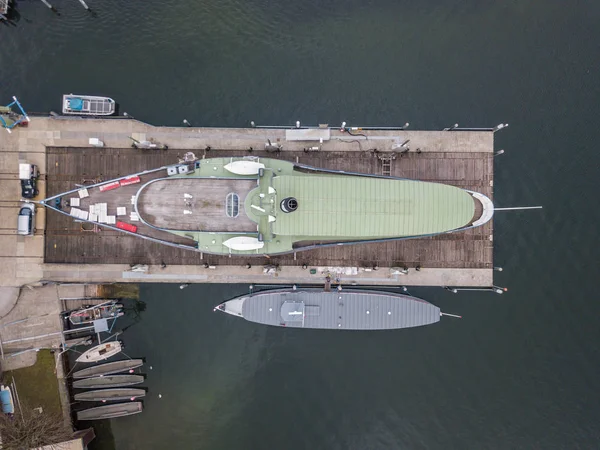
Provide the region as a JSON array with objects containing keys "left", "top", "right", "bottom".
[{"left": 3, "top": 349, "right": 62, "bottom": 416}]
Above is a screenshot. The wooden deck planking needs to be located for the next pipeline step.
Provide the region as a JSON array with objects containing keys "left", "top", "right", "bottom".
[
  {"left": 45, "top": 147, "right": 493, "bottom": 269},
  {"left": 138, "top": 178, "right": 257, "bottom": 232}
]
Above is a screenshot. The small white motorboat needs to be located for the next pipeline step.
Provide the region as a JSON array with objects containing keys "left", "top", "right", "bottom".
[
  {"left": 76, "top": 341, "right": 122, "bottom": 363},
  {"left": 68, "top": 300, "right": 124, "bottom": 326},
  {"left": 62, "top": 94, "right": 116, "bottom": 116}
]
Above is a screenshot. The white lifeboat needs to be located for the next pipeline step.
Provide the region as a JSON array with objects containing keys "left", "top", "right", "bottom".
[
  {"left": 224, "top": 160, "right": 265, "bottom": 175},
  {"left": 222, "top": 236, "right": 265, "bottom": 251}
]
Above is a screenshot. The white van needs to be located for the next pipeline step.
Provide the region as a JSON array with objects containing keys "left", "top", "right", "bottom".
[{"left": 17, "top": 203, "right": 35, "bottom": 236}]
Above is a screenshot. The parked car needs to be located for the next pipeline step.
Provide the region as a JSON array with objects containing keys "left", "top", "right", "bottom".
[
  {"left": 17, "top": 203, "right": 35, "bottom": 236},
  {"left": 19, "top": 163, "right": 39, "bottom": 199}
]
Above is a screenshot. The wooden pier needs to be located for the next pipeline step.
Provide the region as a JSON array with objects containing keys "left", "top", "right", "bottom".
[
  {"left": 44, "top": 145, "right": 493, "bottom": 271},
  {"left": 0, "top": 117, "right": 497, "bottom": 287}
]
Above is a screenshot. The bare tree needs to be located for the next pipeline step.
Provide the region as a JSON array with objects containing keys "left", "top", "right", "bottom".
[{"left": 0, "top": 404, "right": 74, "bottom": 450}]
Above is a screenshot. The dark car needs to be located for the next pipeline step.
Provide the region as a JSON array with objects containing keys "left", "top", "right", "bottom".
[
  {"left": 19, "top": 163, "right": 39, "bottom": 199},
  {"left": 20, "top": 178, "right": 39, "bottom": 199}
]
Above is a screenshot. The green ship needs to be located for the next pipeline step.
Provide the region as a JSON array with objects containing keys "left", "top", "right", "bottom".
[{"left": 43, "top": 156, "right": 494, "bottom": 255}]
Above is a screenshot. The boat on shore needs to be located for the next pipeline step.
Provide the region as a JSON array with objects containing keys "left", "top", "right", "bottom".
[
  {"left": 0, "top": 385, "right": 14, "bottom": 415},
  {"left": 67, "top": 301, "right": 124, "bottom": 326},
  {"left": 76, "top": 341, "right": 122, "bottom": 363},
  {"left": 73, "top": 359, "right": 143, "bottom": 379},
  {"left": 77, "top": 401, "right": 143, "bottom": 420},
  {"left": 215, "top": 289, "right": 452, "bottom": 330},
  {"left": 73, "top": 374, "right": 144, "bottom": 389},
  {"left": 62, "top": 94, "right": 116, "bottom": 116},
  {"left": 41, "top": 155, "right": 494, "bottom": 256},
  {"left": 74, "top": 388, "right": 146, "bottom": 402}
]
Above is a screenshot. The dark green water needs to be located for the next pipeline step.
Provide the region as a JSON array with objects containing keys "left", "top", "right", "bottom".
[{"left": 2, "top": 1, "right": 600, "bottom": 448}]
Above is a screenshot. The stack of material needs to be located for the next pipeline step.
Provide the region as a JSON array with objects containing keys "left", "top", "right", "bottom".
[
  {"left": 78, "top": 188, "right": 89, "bottom": 199},
  {"left": 70, "top": 198, "right": 80, "bottom": 207},
  {"left": 87, "top": 203, "right": 117, "bottom": 224},
  {"left": 69, "top": 208, "right": 89, "bottom": 220}
]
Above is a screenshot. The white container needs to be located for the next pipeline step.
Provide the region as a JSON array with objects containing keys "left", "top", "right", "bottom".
[{"left": 89, "top": 138, "right": 105, "bottom": 147}]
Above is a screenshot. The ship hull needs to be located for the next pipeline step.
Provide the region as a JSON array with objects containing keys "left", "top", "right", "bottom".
[{"left": 216, "top": 289, "right": 441, "bottom": 330}]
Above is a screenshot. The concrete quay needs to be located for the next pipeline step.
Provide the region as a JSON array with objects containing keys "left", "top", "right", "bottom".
[{"left": 1, "top": 116, "right": 497, "bottom": 289}]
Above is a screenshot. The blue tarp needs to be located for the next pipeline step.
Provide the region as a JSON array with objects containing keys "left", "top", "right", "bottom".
[{"left": 69, "top": 98, "right": 84, "bottom": 111}]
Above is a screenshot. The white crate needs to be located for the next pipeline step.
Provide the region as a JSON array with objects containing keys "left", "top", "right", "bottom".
[
  {"left": 116, "top": 207, "right": 127, "bottom": 216},
  {"left": 89, "top": 213, "right": 98, "bottom": 222},
  {"left": 78, "top": 188, "right": 89, "bottom": 199},
  {"left": 70, "top": 198, "right": 80, "bottom": 207}
]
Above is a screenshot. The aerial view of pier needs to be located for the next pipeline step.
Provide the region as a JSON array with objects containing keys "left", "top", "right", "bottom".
[{"left": 0, "top": 1, "right": 597, "bottom": 449}]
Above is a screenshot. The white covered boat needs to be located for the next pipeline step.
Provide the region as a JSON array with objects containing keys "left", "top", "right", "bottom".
[
  {"left": 62, "top": 94, "right": 116, "bottom": 116},
  {"left": 76, "top": 341, "right": 122, "bottom": 363},
  {"left": 77, "top": 401, "right": 143, "bottom": 420},
  {"left": 74, "top": 388, "right": 146, "bottom": 402}
]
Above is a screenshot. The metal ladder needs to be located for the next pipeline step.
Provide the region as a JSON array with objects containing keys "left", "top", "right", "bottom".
[{"left": 379, "top": 154, "right": 395, "bottom": 176}]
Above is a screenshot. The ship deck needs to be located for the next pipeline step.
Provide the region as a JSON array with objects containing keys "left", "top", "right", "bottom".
[
  {"left": 138, "top": 178, "right": 258, "bottom": 232},
  {"left": 44, "top": 146, "right": 493, "bottom": 269}
]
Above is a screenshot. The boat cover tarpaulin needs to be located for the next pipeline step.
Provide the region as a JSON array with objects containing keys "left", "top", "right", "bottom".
[
  {"left": 272, "top": 175, "right": 474, "bottom": 238},
  {"left": 69, "top": 98, "right": 84, "bottom": 111}
]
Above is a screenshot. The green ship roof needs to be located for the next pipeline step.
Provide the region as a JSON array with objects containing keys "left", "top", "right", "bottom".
[{"left": 272, "top": 175, "right": 474, "bottom": 238}]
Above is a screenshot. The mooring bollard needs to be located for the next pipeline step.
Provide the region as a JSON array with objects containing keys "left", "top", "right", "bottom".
[
  {"left": 443, "top": 123, "right": 459, "bottom": 131},
  {"left": 183, "top": 119, "right": 191, "bottom": 127}
]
